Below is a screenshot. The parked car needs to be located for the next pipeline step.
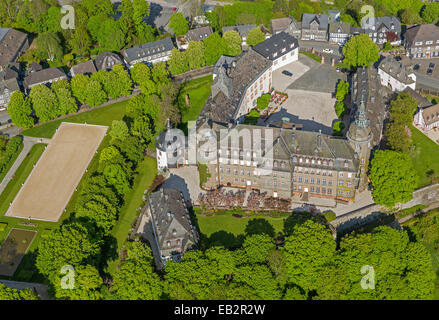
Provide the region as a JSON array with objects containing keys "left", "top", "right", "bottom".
[
  {"left": 282, "top": 70, "right": 293, "bottom": 77},
  {"left": 413, "top": 64, "right": 420, "bottom": 71},
  {"left": 323, "top": 48, "right": 333, "bottom": 54},
  {"left": 336, "top": 68, "right": 341, "bottom": 72},
  {"left": 427, "top": 68, "right": 433, "bottom": 75},
  {"left": 429, "top": 62, "right": 435, "bottom": 69},
  {"left": 395, "top": 56, "right": 402, "bottom": 61}
]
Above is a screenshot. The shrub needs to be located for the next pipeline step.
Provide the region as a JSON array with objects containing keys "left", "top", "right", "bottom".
[
  {"left": 257, "top": 94, "right": 271, "bottom": 110},
  {"left": 335, "top": 101, "right": 347, "bottom": 118},
  {"left": 244, "top": 109, "right": 260, "bottom": 125},
  {"left": 323, "top": 211, "right": 336, "bottom": 222},
  {"left": 0, "top": 223, "right": 7, "bottom": 232},
  {"left": 332, "top": 121, "right": 345, "bottom": 136}
]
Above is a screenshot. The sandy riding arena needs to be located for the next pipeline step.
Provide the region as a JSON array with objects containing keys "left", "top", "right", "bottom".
[{"left": 5, "top": 122, "right": 108, "bottom": 222}]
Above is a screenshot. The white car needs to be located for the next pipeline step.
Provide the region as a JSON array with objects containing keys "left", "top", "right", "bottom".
[{"left": 322, "top": 48, "right": 334, "bottom": 54}]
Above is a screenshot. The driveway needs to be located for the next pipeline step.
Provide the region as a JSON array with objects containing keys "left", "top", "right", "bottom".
[
  {"left": 265, "top": 89, "right": 338, "bottom": 134},
  {"left": 162, "top": 166, "right": 204, "bottom": 204},
  {"left": 272, "top": 60, "right": 311, "bottom": 92}
]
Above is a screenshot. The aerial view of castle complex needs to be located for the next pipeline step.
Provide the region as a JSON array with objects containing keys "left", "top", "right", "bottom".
[{"left": 1, "top": 0, "right": 439, "bottom": 305}]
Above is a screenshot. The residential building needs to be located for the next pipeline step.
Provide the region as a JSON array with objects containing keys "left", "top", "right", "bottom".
[
  {"left": 252, "top": 31, "right": 299, "bottom": 71},
  {"left": 404, "top": 87, "right": 432, "bottom": 109},
  {"left": 0, "top": 28, "right": 29, "bottom": 71},
  {"left": 121, "top": 37, "right": 175, "bottom": 66},
  {"left": 94, "top": 51, "right": 124, "bottom": 71},
  {"left": 147, "top": 188, "right": 198, "bottom": 267},
  {"left": 23, "top": 67, "right": 67, "bottom": 92},
  {"left": 70, "top": 60, "right": 97, "bottom": 77},
  {"left": 270, "top": 17, "right": 301, "bottom": 39},
  {"left": 301, "top": 14, "right": 329, "bottom": 41},
  {"left": 361, "top": 16, "right": 401, "bottom": 45},
  {"left": 404, "top": 24, "right": 439, "bottom": 59},
  {"left": 378, "top": 56, "right": 416, "bottom": 92},
  {"left": 176, "top": 26, "right": 213, "bottom": 50},
  {"left": 27, "top": 62, "right": 43, "bottom": 75},
  {"left": 0, "top": 77, "right": 19, "bottom": 110},
  {"left": 329, "top": 22, "right": 351, "bottom": 45},
  {"left": 197, "top": 48, "right": 272, "bottom": 126},
  {"left": 414, "top": 103, "right": 439, "bottom": 131},
  {"left": 222, "top": 25, "right": 257, "bottom": 46}
]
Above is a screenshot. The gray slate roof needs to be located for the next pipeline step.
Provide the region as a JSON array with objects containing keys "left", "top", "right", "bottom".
[
  {"left": 404, "top": 24, "right": 439, "bottom": 45},
  {"left": 122, "top": 37, "right": 174, "bottom": 64},
  {"left": 302, "top": 14, "right": 329, "bottom": 31},
  {"left": 0, "top": 28, "right": 28, "bottom": 67},
  {"left": 197, "top": 49, "right": 272, "bottom": 126},
  {"left": 0, "top": 78, "right": 19, "bottom": 95},
  {"left": 222, "top": 25, "right": 257, "bottom": 37},
  {"left": 329, "top": 22, "right": 351, "bottom": 34},
  {"left": 23, "top": 67, "right": 67, "bottom": 89},
  {"left": 378, "top": 56, "right": 415, "bottom": 85},
  {"left": 361, "top": 16, "right": 401, "bottom": 34},
  {"left": 94, "top": 51, "right": 124, "bottom": 71},
  {"left": 186, "top": 26, "right": 213, "bottom": 42},
  {"left": 252, "top": 32, "right": 298, "bottom": 61},
  {"left": 70, "top": 60, "right": 97, "bottom": 76},
  {"left": 421, "top": 104, "right": 439, "bottom": 126},
  {"left": 148, "top": 188, "right": 197, "bottom": 256}
]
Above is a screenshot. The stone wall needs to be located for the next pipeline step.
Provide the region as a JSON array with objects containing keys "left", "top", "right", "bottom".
[{"left": 330, "top": 183, "right": 439, "bottom": 235}]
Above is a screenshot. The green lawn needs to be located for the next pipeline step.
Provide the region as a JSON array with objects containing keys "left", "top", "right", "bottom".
[
  {"left": 196, "top": 214, "right": 286, "bottom": 238},
  {"left": 107, "top": 156, "right": 157, "bottom": 274},
  {"left": 0, "top": 142, "right": 24, "bottom": 183},
  {"left": 409, "top": 125, "right": 439, "bottom": 188},
  {"left": 22, "top": 99, "right": 128, "bottom": 139},
  {"left": 300, "top": 51, "right": 322, "bottom": 63},
  {"left": 177, "top": 75, "right": 212, "bottom": 134}
]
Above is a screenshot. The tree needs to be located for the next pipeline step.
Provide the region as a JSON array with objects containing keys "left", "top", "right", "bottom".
[
  {"left": 113, "top": 65, "right": 133, "bottom": 97},
  {"left": 36, "top": 32, "right": 63, "bottom": 61},
  {"left": 0, "top": 283, "right": 39, "bottom": 300},
  {"left": 131, "top": 115, "right": 155, "bottom": 145},
  {"left": 338, "top": 226, "right": 435, "bottom": 299},
  {"left": 186, "top": 41, "right": 206, "bottom": 70},
  {"left": 332, "top": 121, "right": 345, "bottom": 136},
  {"left": 257, "top": 94, "right": 270, "bottom": 110},
  {"left": 342, "top": 34, "right": 380, "bottom": 69},
  {"left": 273, "top": 0, "right": 289, "bottom": 16},
  {"left": 223, "top": 30, "right": 242, "bottom": 57},
  {"left": 203, "top": 32, "right": 227, "bottom": 66},
  {"left": 75, "top": 193, "right": 118, "bottom": 233},
  {"left": 399, "top": 8, "right": 423, "bottom": 25},
  {"left": 71, "top": 74, "right": 90, "bottom": 103},
  {"left": 29, "top": 84, "right": 59, "bottom": 122},
  {"left": 369, "top": 150, "right": 419, "bottom": 207},
  {"left": 111, "top": 242, "right": 163, "bottom": 300},
  {"left": 52, "top": 80, "right": 78, "bottom": 115},
  {"left": 169, "top": 12, "right": 189, "bottom": 36},
  {"left": 7, "top": 91, "right": 34, "bottom": 128},
  {"left": 246, "top": 27, "right": 265, "bottom": 46},
  {"left": 81, "top": 0, "right": 115, "bottom": 16},
  {"left": 336, "top": 80, "right": 349, "bottom": 102},
  {"left": 335, "top": 101, "right": 347, "bottom": 118},
  {"left": 131, "top": 63, "right": 157, "bottom": 95},
  {"left": 53, "top": 265, "right": 103, "bottom": 300},
  {"left": 421, "top": 2, "right": 439, "bottom": 24},
  {"left": 389, "top": 92, "right": 418, "bottom": 126},
  {"left": 283, "top": 220, "right": 336, "bottom": 292},
  {"left": 385, "top": 122, "right": 411, "bottom": 153},
  {"left": 242, "top": 234, "right": 275, "bottom": 264},
  {"left": 168, "top": 48, "right": 189, "bottom": 76},
  {"left": 84, "top": 79, "right": 107, "bottom": 107},
  {"left": 70, "top": 27, "right": 92, "bottom": 56},
  {"left": 35, "top": 222, "right": 102, "bottom": 281},
  {"left": 244, "top": 109, "right": 260, "bottom": 125},
  {"left": 109, "top": 120, "right": 130, "bottom": 142},
  {"left": 151, "top": 62, "right": 170, "bottom": 88}
]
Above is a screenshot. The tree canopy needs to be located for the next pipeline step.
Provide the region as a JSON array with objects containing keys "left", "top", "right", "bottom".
[
  {"left": 369, "top": 150, "right": 419, "bottom": 207},
  {"left": 342, "top": 34, "right": 380, "bottom": 69}
]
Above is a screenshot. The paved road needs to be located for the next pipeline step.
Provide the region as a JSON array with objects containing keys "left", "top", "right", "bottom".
[{"left": 0, "top": 136, "right": 51, "bottom": 196}]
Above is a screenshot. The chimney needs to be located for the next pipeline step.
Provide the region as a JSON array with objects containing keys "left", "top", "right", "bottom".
[{"left": 316, "top": 130, "right": 322, "bottom": 151}]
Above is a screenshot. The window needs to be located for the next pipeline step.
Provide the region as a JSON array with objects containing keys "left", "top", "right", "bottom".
[
  {"left": 298, "top": 176, "right": 303, "bottom": 182},
  {"left": 328, "top": 189, "right": 332, "bottom": 194},
  {"left": 219, "top": 167, "right": 223, "bottom": 173},
  {"left": 339, "top": 181, "right": 343, "bottom": 186}
]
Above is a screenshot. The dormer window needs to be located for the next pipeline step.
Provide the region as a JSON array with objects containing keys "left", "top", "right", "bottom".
[{"left": 273, "top": 52, "right": 278, "bottom": 58}]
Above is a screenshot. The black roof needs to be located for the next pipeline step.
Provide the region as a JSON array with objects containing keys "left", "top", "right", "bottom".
[{"left": 252, "top": 32, "right": 298, "bottom": 61}]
